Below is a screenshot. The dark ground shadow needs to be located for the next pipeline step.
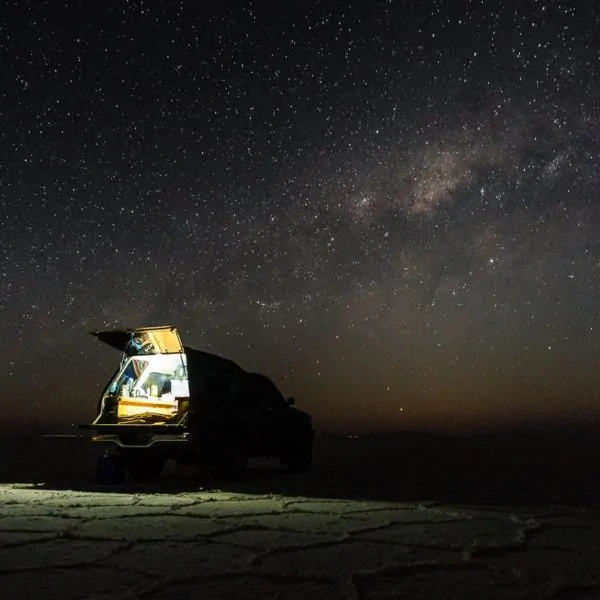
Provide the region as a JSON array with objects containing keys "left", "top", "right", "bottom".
[{"left": 1, "top": 431, "right": 599, "bottom": 509}]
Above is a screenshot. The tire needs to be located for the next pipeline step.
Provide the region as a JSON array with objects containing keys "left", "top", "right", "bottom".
[
  {"left": 123, "top": 453, "right": 165, "bottom": 483},
  {"left": 219, "top": 439, "right": 248, "bottom": 481},
  {"left": 283, "top": 433, "right": 313, "bottom": 473}
]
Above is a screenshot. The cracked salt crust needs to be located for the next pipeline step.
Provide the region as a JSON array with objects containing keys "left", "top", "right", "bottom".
[
  {"left": 0, "top": 539, "right": 124, "bottom": 571},
  {"left": 1, "top": 484, "right": 600, "bottom": 599},
  {"left": 356, "top": 518, "right": 528, "bottom": 549},
  {"left": 148, "top": 575, "right": 340, "bottom": 600},
  {"left": 172, "top": 497, "right": 289, "bottom": 517},
  {"left": 0, "top": 515, "right": 74, "bottom": 532},
  {"left": 74, "top": 514, "right": 226, "bottom": 540},
  {"left": 0, "top": 566, "right": 148, "bottom": 600}
]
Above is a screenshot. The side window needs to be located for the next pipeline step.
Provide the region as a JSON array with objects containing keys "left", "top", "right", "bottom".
[
  {"left": 229, "top": 373, "right": 285, "bottom": 412},
  {"left": 258, "top": 381, "right": 286, "bottom": 411},
  {"left": 222, "top": 375, "right": 247, "bottom": 409}
]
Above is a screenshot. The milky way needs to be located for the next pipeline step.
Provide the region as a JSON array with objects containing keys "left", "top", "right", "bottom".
[{"left": 1, "top": 1, "right": 599, "bottom": 432}]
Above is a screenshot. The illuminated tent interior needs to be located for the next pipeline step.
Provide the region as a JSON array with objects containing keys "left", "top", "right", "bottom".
[{"left": 93, "top": 327, "right": 191, "bottom": 425}]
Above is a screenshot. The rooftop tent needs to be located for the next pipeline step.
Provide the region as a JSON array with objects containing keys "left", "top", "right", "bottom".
[{"left": 90, "top": 326, "right": 183, "bottom": 355}]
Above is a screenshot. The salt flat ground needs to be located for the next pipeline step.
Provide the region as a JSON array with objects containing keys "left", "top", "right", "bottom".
[{"left": 1, "top": 432, "right": 599, "bottom": 599}]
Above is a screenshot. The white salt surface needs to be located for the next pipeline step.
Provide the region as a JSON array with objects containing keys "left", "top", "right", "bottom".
[{"left": 1, "top": 485, "right": 599, "bottom": 599}]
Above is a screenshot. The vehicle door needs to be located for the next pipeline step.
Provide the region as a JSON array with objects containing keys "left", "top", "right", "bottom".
[{"left": 250, "top": 379, "right": 293, "bottom": 454}]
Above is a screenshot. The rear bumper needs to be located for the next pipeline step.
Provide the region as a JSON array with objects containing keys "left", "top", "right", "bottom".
[
  {"left": 79, "top": 423, "right": 189, "bottom": 449},
  {"left": 90, "top": 433, "right": 189, "bottom": 449}
]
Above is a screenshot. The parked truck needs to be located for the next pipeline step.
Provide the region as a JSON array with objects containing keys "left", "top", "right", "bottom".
[{"left": 79, "top": 326, "right": 314, "bottom": 482}]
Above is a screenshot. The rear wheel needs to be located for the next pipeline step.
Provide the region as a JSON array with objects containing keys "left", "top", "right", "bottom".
[{"left": 122, "top": 453, "right": 165, "bottom": 483}]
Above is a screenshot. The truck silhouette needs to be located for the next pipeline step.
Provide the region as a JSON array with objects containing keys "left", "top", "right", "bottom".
[{"left": 79, "top": 326, "right": 314, "bottom": 482}]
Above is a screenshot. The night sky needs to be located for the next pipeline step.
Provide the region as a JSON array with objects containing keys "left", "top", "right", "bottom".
[{"left": 1, "top": 1, "right": 599, "bottom": 434}]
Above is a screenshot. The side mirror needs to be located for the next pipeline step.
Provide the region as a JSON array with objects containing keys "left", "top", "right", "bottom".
[{"left": 286, "top": 396, "right": 295, "bottom": 406}]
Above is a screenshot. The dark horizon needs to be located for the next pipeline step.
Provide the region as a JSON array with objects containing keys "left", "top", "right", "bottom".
[{"left": 5, "top": 410, "right": 600, "bottom": 440}]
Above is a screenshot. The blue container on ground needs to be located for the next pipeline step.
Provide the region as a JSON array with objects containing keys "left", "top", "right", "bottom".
[{"left": 96, "top": 452, "right": 126, "bottom": 485}]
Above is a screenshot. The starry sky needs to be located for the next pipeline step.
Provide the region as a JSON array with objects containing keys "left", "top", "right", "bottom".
[{"left": 1, "top": 1, "right": 599, "bottom": 434}]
